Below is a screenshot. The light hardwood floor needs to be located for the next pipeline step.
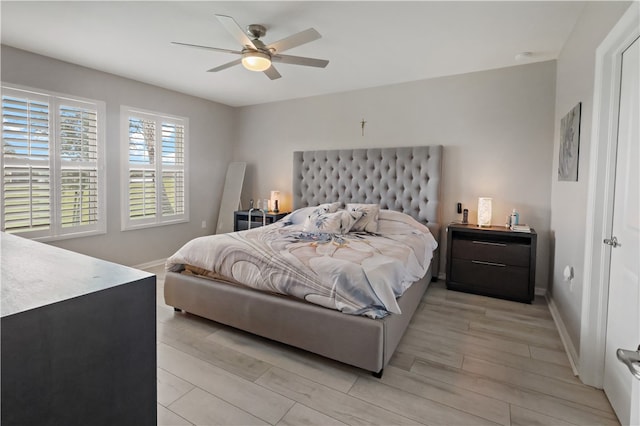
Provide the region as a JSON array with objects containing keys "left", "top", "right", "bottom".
[{"left": 147, "top": 265, "right": 619, "bottom": 426}]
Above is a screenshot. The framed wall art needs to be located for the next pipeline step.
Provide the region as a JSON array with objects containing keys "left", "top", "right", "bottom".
[{"left": 558, "top": 102, "right": 581, "bottom": 181}]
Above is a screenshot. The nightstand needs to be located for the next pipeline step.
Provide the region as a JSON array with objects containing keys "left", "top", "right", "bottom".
[
  {"left": 446, "top": 223, "right": 537, "bottom": 303},
  {"left": 234, "top": 210, "right": 289, "bottom": 231}
]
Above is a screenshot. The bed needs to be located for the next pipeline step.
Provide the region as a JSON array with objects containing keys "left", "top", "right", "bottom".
[{"left": 164, "top": 145, "right": 442, "bottom": 376}]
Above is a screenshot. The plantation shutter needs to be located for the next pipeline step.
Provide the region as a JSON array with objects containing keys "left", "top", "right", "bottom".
[
  {"left": 59, "top": 104, "right": 99, "bottom": 228},
  {"left": 1, "top": 93, "right": 52, "bottom": 233},
  {"left": 127, "top": 117, "right": 157, "bottom": 220},
  {"left": 123, "top": 109, "right": 187, "bottom": 229},
  {"left": 161, "top": 122, "right": 184, "bottom": 217},
  {"left": 1, "top": 87, "right": 104, "bottom": 239}
]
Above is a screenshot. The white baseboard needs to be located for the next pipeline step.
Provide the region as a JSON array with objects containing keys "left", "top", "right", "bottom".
[
  {"left": 546, "top": 294, "right": 580, "bottom": 376},
  {"left": 535, "top": 287, "right": 547, "bottom": 297},
  {"left": 132, "top": 258, "right": 166, "bottom": 270}
]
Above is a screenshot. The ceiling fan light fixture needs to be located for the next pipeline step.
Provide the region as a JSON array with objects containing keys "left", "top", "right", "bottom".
[{"left": 242, "top": 51, "right": 271, "bottom": 72}]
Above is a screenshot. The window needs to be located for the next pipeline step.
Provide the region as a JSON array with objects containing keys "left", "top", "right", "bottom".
[
  {"left": 121, "top": 106, "right": 188, "bottom": 230},
  {"left": 1, "top": 85, "right": 105, "bottom": 240}
]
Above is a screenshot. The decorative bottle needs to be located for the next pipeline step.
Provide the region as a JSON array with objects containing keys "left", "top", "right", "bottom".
[{"left": 510, "top": 209, "right": 519, "bottom": 227}]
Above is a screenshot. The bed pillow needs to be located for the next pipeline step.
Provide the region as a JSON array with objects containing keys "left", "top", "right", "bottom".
[
  {"left": 302, "top": 210, "right": 363, "bottom": 234},
  {"left": 317, "top": 202, "right": 342, "bottom": 214},
  {"left": 287, "top": 202, "right": 342, "bottom": 225},
  {"left": 377, "top": 209, "right": 431, "bottom": 235},
  {"left": 346, "top": 203, "right": 380, "bottom": 233}
]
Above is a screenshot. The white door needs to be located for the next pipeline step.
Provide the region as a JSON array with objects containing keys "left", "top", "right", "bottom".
[{"left": 603, "top": 35, "right": 640, "bottom": 426}]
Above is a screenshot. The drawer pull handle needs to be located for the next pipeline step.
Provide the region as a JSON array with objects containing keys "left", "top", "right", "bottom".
[
  {"left": 472, "top": 260, "right": 506, "bottom": 267},
  {"left": 472, "top": 241, "right": 506, "bottom": 247}
]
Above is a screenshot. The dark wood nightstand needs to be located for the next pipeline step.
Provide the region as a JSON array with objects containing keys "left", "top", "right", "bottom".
[
  {"left": 234, "top": 210, "right": 289, "bottom": 231},
  {"left": 446, "top": 223, "right": 537, "bottom": 303}
]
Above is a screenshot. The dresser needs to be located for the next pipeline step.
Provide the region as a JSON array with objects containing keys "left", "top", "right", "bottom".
[
  {"left": 446, "top": 223, "right": 537, "bottom": 303},
  {"left": 234, "top": 210, "right": 289, "bottom": 231},
  {"left": 1, "top": 232, "right": 156, "bottom": 425}
]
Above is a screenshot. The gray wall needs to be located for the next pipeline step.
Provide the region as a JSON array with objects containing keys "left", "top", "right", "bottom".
[
  {"left": 235, "top": 61, "right": 557, "bottom": 289},
  {"left": 549, "top": 2, "right": 631, "bottom": 357},
  {"left": 1, "top": 46, "right": 236, "bottom": 266}
]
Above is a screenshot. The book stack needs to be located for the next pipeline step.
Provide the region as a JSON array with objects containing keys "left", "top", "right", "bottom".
[{"left": 511, "top": 224, "right": 531, "bottom": 233}]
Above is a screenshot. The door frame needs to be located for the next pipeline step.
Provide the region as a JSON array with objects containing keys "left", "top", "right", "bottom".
[{"left": 580, "top": 2, "right": 639, "bottom": 388}]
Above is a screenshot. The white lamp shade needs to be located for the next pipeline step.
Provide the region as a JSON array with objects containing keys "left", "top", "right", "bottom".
[{"left": 478, "top": 197, "right": 492, "bottom": 227}]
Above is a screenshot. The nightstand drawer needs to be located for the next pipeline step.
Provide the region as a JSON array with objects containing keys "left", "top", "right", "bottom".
[
  {"left": 449, "top": 258, "right": 530, "bottom": 300},
  {"left": 451, "top": 238, "right": 530, "bottom": 267},
  {"left": 236, "top": 220, "right": 264, "bottom": 230}
]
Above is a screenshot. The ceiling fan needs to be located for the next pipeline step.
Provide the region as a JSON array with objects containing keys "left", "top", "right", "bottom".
[{"left": 172, "top": 14, "right": 329, "bottom": 80}]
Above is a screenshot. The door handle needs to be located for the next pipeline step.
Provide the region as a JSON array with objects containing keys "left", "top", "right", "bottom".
[
  {"left": 616, "top": 345, "right": 640, "bottom": 380},
  {"left": 603, "top": 236, "right": 621, "bottom": 248}
]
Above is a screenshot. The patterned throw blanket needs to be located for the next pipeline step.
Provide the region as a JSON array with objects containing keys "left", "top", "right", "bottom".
[{"left": 166, "top": 209, "right": 437, "bottom": 318}]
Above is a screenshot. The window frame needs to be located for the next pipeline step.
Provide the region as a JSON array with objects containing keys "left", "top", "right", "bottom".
[
  {"left": 120, "top": 105, "right": 189, "bottom": 231},
  {"left": 1, "top": 84, "right": 106, "bottom": 241}
]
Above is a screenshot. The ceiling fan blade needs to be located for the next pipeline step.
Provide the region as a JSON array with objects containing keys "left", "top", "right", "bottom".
[
  {"left": 263, "top": 65, "right": 282, "bottom": 80},
  {"left": 272, "top": 54, "right": 329, "bottom": 68},
  {"left": 215, "top": 14, "right": 257, "bottom": 49},
  {"left": 207, "top": 58, "right": 242, "bottom": 72},
  {"left": 267, "top": 28, "right": 321, "bottom": 53},
  {"left": 171, "top": 41, "right": 242, "bottom": 55}
]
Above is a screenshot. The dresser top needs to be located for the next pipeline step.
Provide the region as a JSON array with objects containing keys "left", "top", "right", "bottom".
[
  {"left": 1, "top": 232, "right": 154, "bottom": 317},
  {"left": 447, "top": 222, "right": 537, "bottom": 236}
]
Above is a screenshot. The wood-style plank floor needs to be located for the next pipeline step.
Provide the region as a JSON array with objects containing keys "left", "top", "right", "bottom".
[{"left": 147, "top": 265, "right": 619, "bottom": 426}]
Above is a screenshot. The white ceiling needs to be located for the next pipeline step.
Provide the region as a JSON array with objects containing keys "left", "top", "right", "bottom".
[{"left": 1, "top": 1, "right": 586, "bottom": 107}]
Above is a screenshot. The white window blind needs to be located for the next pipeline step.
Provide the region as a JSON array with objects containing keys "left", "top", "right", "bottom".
[
  {"left": 1, "top": 86, "right": 105, "bottom": 240},
  {"left": 121, "top": 107, "right": 188, "bottom": 230}
]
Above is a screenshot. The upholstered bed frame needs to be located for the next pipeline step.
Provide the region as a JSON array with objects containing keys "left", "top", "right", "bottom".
[{"left": 164, "top": 145, "right": 442, "bottom": 376}]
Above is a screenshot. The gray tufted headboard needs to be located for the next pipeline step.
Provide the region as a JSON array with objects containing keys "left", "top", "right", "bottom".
[
  {"left": 293, "top": 145, "right": 443, "bottom": 278},
  {"left": 293, "top": 145, "right": 442, "bottom": 226}
]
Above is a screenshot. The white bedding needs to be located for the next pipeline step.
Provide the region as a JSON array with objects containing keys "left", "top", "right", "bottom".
[{"left": 166, "top": 208, "right": 437, "bottom": 318}]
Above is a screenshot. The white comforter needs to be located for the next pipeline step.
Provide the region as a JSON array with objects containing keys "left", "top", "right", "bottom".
[{"left": 166, "top": 209, "right": 437, "bottom": 318}]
